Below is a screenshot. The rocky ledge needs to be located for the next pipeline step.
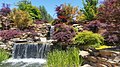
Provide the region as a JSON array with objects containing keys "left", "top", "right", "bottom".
[{"left": 80, "top": 48, "right": 120, "bottom": 67}]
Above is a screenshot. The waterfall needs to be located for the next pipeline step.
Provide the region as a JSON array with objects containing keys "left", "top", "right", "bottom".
[
  {"left": 0, "top": 42, "right": 51, "bottom": 67},
  {"left": 12, "top": 43, "right": 50, "bottom": 58},
  {"left": 50, "top": 26, "right": 54, "bottom": 39}
]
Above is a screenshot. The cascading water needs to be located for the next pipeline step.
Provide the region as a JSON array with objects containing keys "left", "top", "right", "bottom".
[
  {"left": 13, "top": 43, "right": 50, "bottom": 58},
  {"left": 50, "top": 26, "right": 54, "bottom": 39},
  {"left": 0, "top": 42, "right": 51, "bottom": 67}
]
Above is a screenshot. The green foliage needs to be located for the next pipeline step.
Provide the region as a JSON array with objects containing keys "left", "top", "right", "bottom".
[
  {"left": 17, "top": 0, "right": 42, "bottom": 20},
  {"left": 73, "top": 31, "right": 104, "bottom": 47},
  {"left": 9, "top": 8, "right": 33, "bottom": 29},
  {"left": 47, "top": 48, "right": 83, "bottom": 67},
  {"left": 81, "top": 0, "right": 98, "bottom": 21},
  {"left": 76, "top": 13, "right": 86, "bottom": 22},
  {"left": 39, "top": 6, "right": 53, "bottom": 22},
  {"left": 0, "top": 48, "right": 9, "bottom": 63}
]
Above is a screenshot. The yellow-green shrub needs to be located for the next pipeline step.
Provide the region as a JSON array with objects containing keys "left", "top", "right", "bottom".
[
  {"left": 73, "top": 31, "right": 104, "bottom": 47},
  {"left": 9, "top": 8, "right": 33, "bottom": 29}
]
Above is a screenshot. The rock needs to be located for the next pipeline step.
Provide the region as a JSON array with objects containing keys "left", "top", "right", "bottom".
[
  {"left": 97, "top": 63, "right": 107, "bottom": 67},
  {"left": 99, "top": 50, "right": 115, "bottom": 57},
  {"left": 40, "top": 37, "right": 47, "bottom": 42},
  {"left": 11, "top": 38, "right": 20, "bottom": 42},
  {"left": 34, "top": 36, "right": 40, "bottom": 40},
  {"left": 107, "top": 59, "right": 116, "bottom": 64},
  {"left": 113, "top": 51, "right": 120, "bottom": 55},
  {"left": 97, "top": 57, "right": 107, "bottom": 62},
  {"left": 0, "top": 45, "right": 6, "bottom": 49},
  {"left": 81, "top": 64, "right": 92, "bottom": 67},
  {"left": 87, "top": 56, "right": 97, "bottom": 63},
  {"left": 8, "top": 41, "right": 14, "bottom": 46},
  {"left": 113, "top": 57, "right": 120, "bottom": 63},
  {"left": 37, "top": 33, "right": 43, "bottom": 36},
  {"left": 93, "top": 52, "right": 100, "bottom": 56},
  {"left": 88, "top": 49, "right": 93, "bottom": 52},
  {"left": 81, "top": 48, "right": 120, "bottom": 67},
  {"left": 79, "top": 50, "right": 89, "bottom": 57},
  {"left": 27, "top": 38, "right": 34, "bottom": 43},
  {"left": 99, "top": 62, "right": 112, "bottom": 67}
]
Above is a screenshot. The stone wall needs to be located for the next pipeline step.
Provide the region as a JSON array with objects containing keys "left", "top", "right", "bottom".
[{"left": 81, "top": 48, "right": 120, "bottom": 67}]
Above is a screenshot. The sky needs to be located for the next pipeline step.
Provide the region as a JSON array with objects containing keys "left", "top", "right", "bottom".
[{"left": 0, "top": 0, "right": 104, "bottom": 18}]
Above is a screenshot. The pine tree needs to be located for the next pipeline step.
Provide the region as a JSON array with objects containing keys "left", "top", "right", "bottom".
[
  {"left": 39, "top": 6, "right": 53, "bottom": 22},
  {"left": 81, "top": 0, "right": 98, "bottom": 21}
]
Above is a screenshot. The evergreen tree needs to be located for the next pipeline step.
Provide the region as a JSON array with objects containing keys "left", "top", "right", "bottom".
[
  {"left": 39, "top": 6, "right": 53, "bottom": 22},
  {"left": 81, "top": 0, "right": 98, "bottom": 21}
]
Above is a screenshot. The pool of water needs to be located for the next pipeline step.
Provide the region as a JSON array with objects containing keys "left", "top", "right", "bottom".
[{"left": 0, "top": 58, "right": 46, "bottom": 67}]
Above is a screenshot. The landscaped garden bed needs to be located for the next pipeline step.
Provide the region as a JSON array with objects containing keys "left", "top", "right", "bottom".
[{"left": 0, "top": 0, "right": 120, "bottom": 67}]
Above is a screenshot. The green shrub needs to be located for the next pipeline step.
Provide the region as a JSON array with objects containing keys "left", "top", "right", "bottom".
[
  {"left": 73, "top": 31, "right": 104, "bottom": 47},
  {"left": 17, "top": 0, "right": 42, "bottom": 20},
  {"left": 9, "top": 8, "right": 33, "bottom": 29},
  {"left": 47, "top": 48, "right": 83, "bottom": 67},
  {"left": 0, "top": 49, "right": 9, "bottom": 63},
  {"left": 81, "top": 0, "right": 98, "bottom": 21}
]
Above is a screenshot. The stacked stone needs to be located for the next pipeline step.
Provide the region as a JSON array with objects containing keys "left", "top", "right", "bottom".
[{"left": 80, "top": 48, "right": 120, "bottom": 67}]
